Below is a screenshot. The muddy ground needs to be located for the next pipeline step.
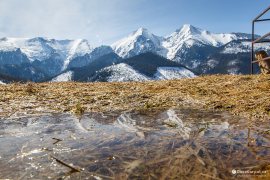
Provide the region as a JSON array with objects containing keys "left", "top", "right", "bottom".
[{"left": 0, "top": 75, "right": 270, "bottom": 179}]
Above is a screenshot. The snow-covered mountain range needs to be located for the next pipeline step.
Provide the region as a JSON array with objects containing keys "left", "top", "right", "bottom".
[
  {"left": 112, "top": 24, "right": 253, "bottom": 59},
  {"left": 111, "top": 24, "right": 263, "bottom": 74},
  {"left": 0, "top": 24, "right": 266, "bottom": 82},
  {"left": 0, "top": 37, "right": 92, "bottom": 63}
]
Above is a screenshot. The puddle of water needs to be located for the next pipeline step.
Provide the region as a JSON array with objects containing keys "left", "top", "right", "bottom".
[{"left": 0, "top": 109, "right": 269, "bottom": 179}]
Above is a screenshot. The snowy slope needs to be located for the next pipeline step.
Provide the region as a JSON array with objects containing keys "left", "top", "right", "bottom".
[
  {"left": 0, "top": 37, "right": 92, "bottom": 65},
  {"left": 52, "top": 71, "right": 73, "bottom": 82},
  {"left": 91, "top": 63, "right": 196, "bottom": 82},
  {"left": 62, "top": 39, "right": 92, "bottom": 70},
  {"left": 222, "top": 41, "right": 251, "bottom": 54},
  {"left": 112, "top": 28, "right": 164, "bottom": 58},
  {"left": 98, "top": 63, "right": 151, "bottom": 82},
  {"left": 163, "top": 24, "right": 249, "bottom": 59},
  {"left": 222, "top": 40, "right": 270, "bottom": 54},
  {"left": 154, "top": 67, "right": 196, "bottom": 80}
]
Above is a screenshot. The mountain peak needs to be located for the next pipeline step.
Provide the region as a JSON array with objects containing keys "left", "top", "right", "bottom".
[
  {"left": 182, "top": 24, "right": 194, "bottom": 29},
  {"left": 177, "top": 24, "right": 202, "bottom": 35},
  {"left": 111, "top": 27, "right": 163, "bottom": 58},
  {"left": 133, "top": 27, "right": 151, "bottom": 36}
]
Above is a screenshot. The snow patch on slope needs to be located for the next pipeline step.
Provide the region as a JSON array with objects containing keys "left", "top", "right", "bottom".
[
  {"left": 62, "top": 39, "right": 91, "bottom": 70},
  {"left": 227, "top": 67, "right": 240, "bottom": 75},
  {"left": 154, "top": 67, "right": 196, "bottom": 80},
  {"left": 222, "top": 41, "right": 270, "bottom": 54},
  {"left": 103, "top": 63, "right": 151, "bottom": 82},
  {"left": 207, "top": 59, "right": 219, "bottom": 68},
  {"left": 52, "top": 71, "right": 73, "bottom": 82}
]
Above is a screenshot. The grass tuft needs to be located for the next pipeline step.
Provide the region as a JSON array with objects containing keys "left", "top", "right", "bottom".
[
  {"left": 25, "top": 82, "right": 36, "bottom": 94},
  {"left": 73, "top": 103, "right": 86, "bottom": 115}
]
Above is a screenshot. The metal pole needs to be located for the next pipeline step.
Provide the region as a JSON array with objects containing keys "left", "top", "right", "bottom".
[
  {"left": 255, "top": 18, "right": 270, "bottom": 22},
  {"left": 253, "top": 6, "right": 270, "bottom": 22},
  {"left": 251, "top": 21, "right": 255, "bottom": 74}
]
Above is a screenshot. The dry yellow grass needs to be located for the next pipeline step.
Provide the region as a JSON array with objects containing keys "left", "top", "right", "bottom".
[{"left": 0, "top": 74, "right": 269, "bottom": 121}]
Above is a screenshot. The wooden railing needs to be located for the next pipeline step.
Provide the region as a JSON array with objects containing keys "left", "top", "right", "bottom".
[{"left": 251, "top": 6, "right": 270, "bottom": 74}]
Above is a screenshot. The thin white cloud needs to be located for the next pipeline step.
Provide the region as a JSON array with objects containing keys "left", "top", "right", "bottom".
[
  {"left": 0, "top": 0, "right": 143, "bottom": 46},
  {"left": 0, "top": 0, "right": 83, "bottom": 37},
  {"left": 0, "top": 0, "right": 175, "bottom": 46},
  {"left": 0, "top": 0, "right": 260, "bottom": 46}
]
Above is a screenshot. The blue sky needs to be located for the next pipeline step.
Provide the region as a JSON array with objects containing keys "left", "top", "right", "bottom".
[{"left": 0, "top": 0, "right": 269, "bottom": 46}]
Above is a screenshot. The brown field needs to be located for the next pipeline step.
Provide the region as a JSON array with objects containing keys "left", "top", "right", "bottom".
[{"left": 0, "top": 74, "right": 269, "bottom": 121}]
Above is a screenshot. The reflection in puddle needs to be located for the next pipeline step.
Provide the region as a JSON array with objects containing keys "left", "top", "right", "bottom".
[{"left": 0, "top": 109, "right": 269, "bottom": 179}]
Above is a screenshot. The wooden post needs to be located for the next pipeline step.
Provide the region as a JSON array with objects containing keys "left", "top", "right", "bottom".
[{"left": 255, "top": 50, "right": 270, "bottom": 74}]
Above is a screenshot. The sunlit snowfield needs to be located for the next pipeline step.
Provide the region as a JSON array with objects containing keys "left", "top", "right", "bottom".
[{"left": 0, "top": 108, "right": 269, "bottom": 179}]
